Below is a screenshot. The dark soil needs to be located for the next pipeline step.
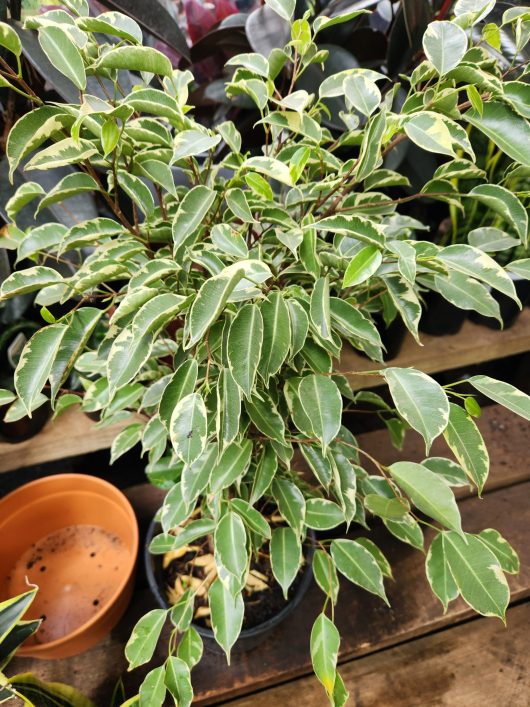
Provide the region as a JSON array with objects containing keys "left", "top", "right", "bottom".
[{"left": 162, "top": 536, "right": 309, "bottom": 631}]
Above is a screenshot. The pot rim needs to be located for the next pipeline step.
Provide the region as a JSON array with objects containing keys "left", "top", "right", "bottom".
[
  {"left": 144, "top": 516, "right": 315, "bottom": 641},
  {"left": 0, "top": 473, "right": 139, "bottom": 655}
]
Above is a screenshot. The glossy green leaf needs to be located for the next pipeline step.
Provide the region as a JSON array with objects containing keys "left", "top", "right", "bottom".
[
  {"left": 442, "top": 531, "right": 509, "bottom": 620},
  {"left": 107, "top": 327, "right": 155, "bottom": 394},
  {"left": 389, "top": 461, "right": 462, "bottom": 533},
  {"left": 310, "top": 613, "right": 340, "bottom": 698},
  {"left": 310, "top": 276, "right": 332, "bottom": 340},
  {"left": 125, "top": 609, "right": 167, "bottom": 670},
  {"left": 465, "top": 101, "right": 530, "bottom": 168},
  {"left": 170, "top": 392, "right": 208, "bottom": 464},
  {"left": 343, "top": 245, "right": 382, "bottom": 288},
  {"left": 210, "top": 440, "right": 253, "bottom": 493},
  {"left": 209, "top": 579, "right": 244, "bottom": 663},
  {"left": 250, "top": 443, "right": 278, "bottom": 504},
  {"left": 364, "top": 494, "right": 409, "bottom": 520},
  {"left": 305, "top": 498, "right": 344, "bottom": 530},
  {"left": 477, "top": 529, "right": 520, "bottom": 575},
  {"left": 14, "top": 325, "right": 66, "bottom": 415},
  {"left": 468, "top": 376, "right": 530, "bottom": 422},
  {"left": 443, "top": 402, "right": 489, "bottom": 493},
  {"left": 216, "top": 367, "right": 241, "bottom": 449},
  {"left": 299, "top": 375, "right": 342, "bottom": 452},
  {"left": 165, "top": 657, "right": 193, "bottom": 707},
  {"left": 270, "top": 527, "right": 302, "bottom": 599},
  {"left": 159, "top": 360, "right": 198, "bottom": 430},
  {"left": 172, "top": 185, "right": 216, "bottom": 251},
  {"left": 425, "top": 533, "right": 459, "bottom": 612},
  {"left": 185, "top": 264, "right": 246, "bottom": 349},
  {"left": 228, "top": 304, "right": 263, "bottom": 398},
  {"left": 382, "top": 367, "right": 449, "bottom": 452},
  {"left": 215, "top": 511, "right": 248, "bottom": 582},
  {"left": 231, "top": 499, "right": 271, "bottom": 539},
  {"left": 139, "top": 666, "right": 166, "bottom": 707},
  {"left": 245, "top": 395, "right": 285, "bottom": 443},
  {"left": 467, "top": 184, "right": 528, "bottom": 245},
  {"left": 0, "top": 266, "right": 63, "bottom": 299},
  {"left": 259, "top": 292, "right": 291, "bottom": 381},
  {"left": 331, "top": 538, "right": 388, "bottom": 603},
  {"left": 36, "top": 173, "right": 99, "bottom": 215},
  {"left": 177, "top": 626, "right": 203, "bottom": 669},
  {"left": 313, "top": 549, "right": 339, "bottom": 603},
  {"left": 39, "top": 25, "right": 86, "bottom": 90},
  {"left": 423, "top": 21, "right": 468, "bottom": 75},
  {"left": 272, "top": 478, "right": 306, "bottom": 535},
  {"left": 98, "top": 45, "right": 172, "bottom": 76}
]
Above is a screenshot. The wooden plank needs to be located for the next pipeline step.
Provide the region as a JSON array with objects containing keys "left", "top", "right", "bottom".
[
  {"left": 339, "top": 308, "right": 530, "bottom": 390},
  {"left": 0, "top": 408, "right": 135, "bottom": 474},
  {"left": 355, "top": 403, "right": 530, "bottom": 495},
  {"left": 9, "top": 480, "right": 530, "bottom": 706},
  {"left": 226, "top": 601, "right": 530, "bottom": 707},
  {"left": 2, "top": 310, "right": 529, "bottom": 474}
]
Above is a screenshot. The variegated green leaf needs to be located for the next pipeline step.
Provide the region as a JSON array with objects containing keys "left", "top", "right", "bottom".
[
  {"left": 209, "top": 579, "right": 244, "bottom": 663},
  {"left": 270, "top": 527, "right": 302, "bottom": 599},
  {"left": 389, "top": 461, "right": 462, "bottom": 533},
  {"left": 426, "top": 533, "right": 459, "bottom": 612},
  {"left": 38, "top": 25, "right": 86, "bottom": 90},
  {"left": 299, "top": 375, "right": 342, "bottom": 452},
  {"left": 443, "top": 402, "right": 489, "bottom": 493},
  {"left": 0, "top": 266, "right": 63, "bottom": 298},
  {"left": 382, "top": 368, "right": 449, "bottom": 452},
  {"left": 125, "top": 609, "right": 167, "bottom": 670},
  {"left": 210, "top": 440, "right": 253, "bottom": 493},
  {"left": 228, "top": 304, "right": 263, "bottom": 398},
  {"left": 331, "top": 538, "right": 389, "bottom": 603},
  {"left": 272, "top": 478, "right": 306, "bottom": 535},
  {"left": 310, "top": 613, "right": 340, "bottom": 699},
  {"left": 107, "top": 327, "right": 155, "bottom": 394},
  {"left": 442, "top": 531, "right": 509, "bottom": 620},
  {"left": 14, "top": 325, "right": 66, "bottom": 415},
  {"left": 258, "top": 292, "right": 291, "bottom": 381},
  {"left": 468, "top": 376, "right": 530, "bottom": 422},
  {"left": 170, "top": 392, "right": 208, "bottom": 464},
  {"left": 185, "top": 264, "right": 246, "bottom": 349},
  {"left": 172, "top": 185, "right": 216, "bottom": 251}
]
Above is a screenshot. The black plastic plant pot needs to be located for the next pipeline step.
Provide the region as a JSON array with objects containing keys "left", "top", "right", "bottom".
[
  {"left": 419, "top": 290, "right": 468, "bottom": 336},
  {"left": 0, "top": 402, "right": 51, "bottom": 443},
  {"left": 379, "top": 316, "right": 408, "bottom": 360},
  {"left": 469, "top": 276, "right": 530, "bottom": 331},
  {"left": 145, "top": 518, "right": 315, "bottom": 654}
]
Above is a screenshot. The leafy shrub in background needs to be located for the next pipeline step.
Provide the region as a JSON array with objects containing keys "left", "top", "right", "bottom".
[{"left": 0, "top": 0, "right": 530, "bottom": 704}]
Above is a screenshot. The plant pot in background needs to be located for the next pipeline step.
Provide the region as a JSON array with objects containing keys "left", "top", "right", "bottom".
[
  {"left": 145, "top": 518, "right": 315, "bottom": 654},
  {"left": 469, "top": 276, "right": 530, "bottom": 330},
  {"left": 0, "top": 474, "right": 138, "bottom": 659},
  {"left": 0, "top": 402, "right": 52, "bottom": 443},
  {"left": 419, "top": 290, "right": 468, "bottom": 336},
  {"left": 379, "top": 316, "right": 408, "bottom": 360}
]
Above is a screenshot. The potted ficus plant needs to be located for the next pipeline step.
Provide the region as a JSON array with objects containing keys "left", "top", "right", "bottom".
[{"left": 1, "top": 0, "right": 530, "bottom": 703}]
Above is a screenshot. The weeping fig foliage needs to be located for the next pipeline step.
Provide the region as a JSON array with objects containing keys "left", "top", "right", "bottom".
[{"left": 1, "top": 1, "right": 528, "bottom": 703}]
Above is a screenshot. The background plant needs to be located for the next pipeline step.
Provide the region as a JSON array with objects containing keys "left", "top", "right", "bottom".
[
  {"left": 0, "top": 589, "right": 94, "bottom": 706},
  {"left": 0, "top": 1, "right": 529, "bottom": 704}
]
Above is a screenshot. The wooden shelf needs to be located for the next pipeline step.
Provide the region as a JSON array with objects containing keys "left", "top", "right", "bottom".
[
  {"left": 340, "top": 308, "right": 530, "bottom": 390},
  {"left": 2, "top": 310, "right": 529, "bottom": 474},
  {"left": 0, "top": 408, "right": 132, "bottom": 474}
]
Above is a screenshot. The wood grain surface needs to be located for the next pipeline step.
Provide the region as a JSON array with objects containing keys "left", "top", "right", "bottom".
[
  {"left": 226, "top": 602, "right": 530, "bottom": 707},
  {"left": 339, "top": 308, "right": 530, "bottom": 390}
]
